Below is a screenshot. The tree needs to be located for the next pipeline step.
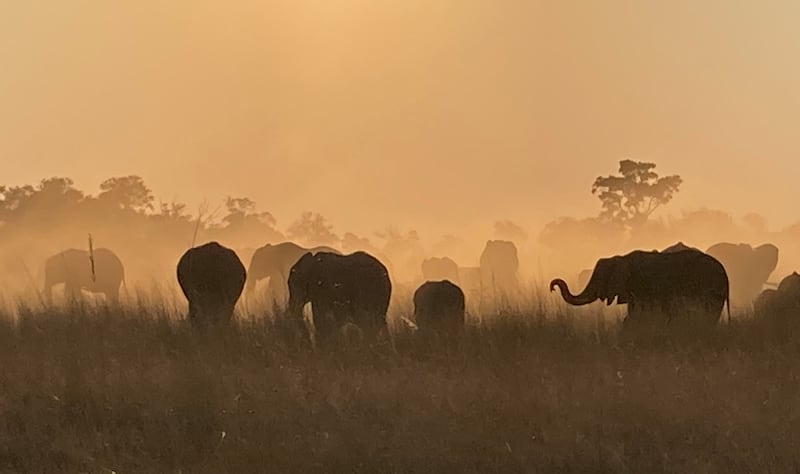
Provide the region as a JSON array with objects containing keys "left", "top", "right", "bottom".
[
  {"left": 592, "top": 160, "right": 682, "bottom": 226},
  {"left": 97, "top": 175, "right": 154, "bottom": 213},
  {"left": 222, "top": 197, "right": 277, "bottom": 230},
  {"left": 431, "top": 234, "right": 465, "bottom": 257},
  {"left": 341, "top": 232, "right": 375, "bottom": 253},
  {"left": 494, "top": 219, "right": 528, "bottom": 245},
  {"left": 742, "top": 213, "right": 768, "bottom": 236},
  {"left": 286, "top": 212, "right": 339, "bottom": 246},
  {"left": 0, "top": 184, "right": 35, "bottom": 222},
  {"left": 374, "top": 227, "right": 425, "bottom": 279}
]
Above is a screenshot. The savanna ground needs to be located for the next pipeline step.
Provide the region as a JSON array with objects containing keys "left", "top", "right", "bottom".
[{"left": 0, "top": 287, "right": 799, "bottom": 474}]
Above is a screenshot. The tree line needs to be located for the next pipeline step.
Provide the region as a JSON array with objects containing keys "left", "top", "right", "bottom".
[{"left": 0, "top": 160, "right": 797, "bottom": 290}]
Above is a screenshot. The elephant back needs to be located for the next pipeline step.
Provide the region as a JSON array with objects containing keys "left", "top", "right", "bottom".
[
  {"left": 177, "top": 241, "right": 246, "bottom": 306},
  {"left": 93, "top": 248, "right": 125, "bottom": 276},
  {"left": 414, "top": 280, "right": 465, "bottom": 315},
  {"left": 778, "top": 272, "right": 800, "bottom": 295},
  {"left": 479, "top": 240, "right": 519, "bottom": 275}
]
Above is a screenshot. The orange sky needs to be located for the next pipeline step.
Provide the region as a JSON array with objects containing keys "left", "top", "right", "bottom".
[{"left": 2, "top": 1, "right": 799, "bottom": 237}]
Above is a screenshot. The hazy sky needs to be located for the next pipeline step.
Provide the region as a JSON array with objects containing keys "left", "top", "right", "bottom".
[{"left": 2, "top": 1, "right": 799, "bottom": 237}]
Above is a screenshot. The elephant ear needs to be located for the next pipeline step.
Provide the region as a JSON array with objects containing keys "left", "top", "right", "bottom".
[
  {"left": 754, "top": 244, "right": 779, "bottom": 275},
  {"left": 291, "top": 252, "right": 315, "bottom": 275},
  {"left": 604, "top": 256, "right": 630, "bottom": 304}
]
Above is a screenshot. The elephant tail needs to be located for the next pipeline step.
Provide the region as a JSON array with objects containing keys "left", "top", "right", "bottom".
[
  {"left": 723, "top": 282, "right": 731, "bottom": 324},
  {"left": 120, "top": 269, "right": 130, "bottom": 300},
  {"left": 725, "top": 296, "right": 731, "bottom": 323}
]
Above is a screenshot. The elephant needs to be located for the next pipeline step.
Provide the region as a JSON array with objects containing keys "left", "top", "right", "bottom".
[
  {"left": 245, "top": 242, "right": 341, "bottom": 306},
  {"left": 571, "top": 246, "right": 709, "bottom": 288},
  {"left": 421, "top": 257, "right": 459, "bottom": 284},
  {"left": 479, "top": 240, "right": 520, "bottom": 303},
  {"left": 754, "top": 272, "right": 800, "bottom": 322},
  {"left": 287, "top": 251, "right": 392, "bottom": 349},
  {"left": 550, "top": 249, "right": 730, "bottom": 331},
  {"left": 413, "top": 280, "right": 465, "bottom": 338},
  {"left": 177, "top": 241, "right": 246, "bottom": 327},
  {"left": 705, "top": 242, "right": 779, "bottom": 309},
  {"left": 44, "top": 248, "right": 125, "bottom": 304}
]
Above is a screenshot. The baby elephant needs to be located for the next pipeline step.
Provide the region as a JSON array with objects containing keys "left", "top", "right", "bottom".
[{"left": 413, "top": 280, "right": 466, "bottom": 338}]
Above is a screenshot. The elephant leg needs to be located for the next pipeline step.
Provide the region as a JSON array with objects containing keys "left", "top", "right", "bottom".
[
  {"left": 105, "top": 288, "right": 120, "bottom": 305},
  {"left": 311, "top": 305, "right": 338, "bottom": 350},
  {"left": 222, "top": 304, "right": 236, "bottom": 324},
  {"left": 352, "top": 306, "right": 378, "bottom": 341},
  {"left": 64, "top": 283, "right": 82, "bottom": 304},
  {"left": 187, "top": 301, "right": 197, "bottom": 322}
]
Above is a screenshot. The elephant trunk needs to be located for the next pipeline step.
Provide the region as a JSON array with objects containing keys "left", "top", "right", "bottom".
[
  {"left": 549, "top": 278, "right": 598, "bottom": 306},
  {"left": 286, "top": 287, "right": 307, "bottom": 321}
]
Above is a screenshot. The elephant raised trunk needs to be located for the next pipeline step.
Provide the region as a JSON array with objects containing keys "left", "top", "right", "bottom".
[{"left": 549, "top": 279, "right": 598, "bottom": 306}]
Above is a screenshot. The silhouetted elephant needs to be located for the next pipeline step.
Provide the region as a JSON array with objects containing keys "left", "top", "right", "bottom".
[
  {"left": 413, "top": 280, "right": 465, "bottom": 338},
  {"left": 421, "top": 257, "right": 459, "bottom": 283},
  {"left": 479, "top": 240, "right": 520, "bottom": 303},
  {"left": 44, "top": 248, "right": 125, "bottom": 304},
  {"left": 177, "top": 242, "right": 246, "bottom": 327},
  {"left": 245, "top": 242, "right": 341, "bottom": 306},
  {"left": 550, "top": 249, "right": 730, "bottom": 331},
  {"left": 705, "top": 242, "right": 778, "bottom": 309},
  {"left": 287, "top": 251, "right": 391, "bottom": 348},
  {"left": 754, "top": 272, "right": 800, "bottom": 322}
]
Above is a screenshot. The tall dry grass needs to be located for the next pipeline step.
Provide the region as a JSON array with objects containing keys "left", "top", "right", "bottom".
[{"left": 0, "top": 290, "right": 798, "bottom": 473}]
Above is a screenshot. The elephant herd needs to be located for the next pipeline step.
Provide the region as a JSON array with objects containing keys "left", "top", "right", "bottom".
[{"left": 40, "top": 237, "right": 800, "bottom": 346}]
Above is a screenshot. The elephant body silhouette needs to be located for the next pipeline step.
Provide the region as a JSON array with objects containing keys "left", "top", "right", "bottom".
[
  {"left": 177, "top": 241, "right": 246, "bottom": 327},
  {"left": 754, "top": 272, "right": 800, "bottom": 322},
  {"left": 551, "top": 248, "right": 730, "bottom": 331},
  {"left": 479, "top": 240, "right": 520, "bottom": 304},
  {"left": 245, "top": 242, "right": 340, "bottom": 307},
  {"left": 44, "top": 248, "right": 125, "bottom": 304},
  {"left": 421, "top": 257, "right": 459, "bottom": 284},
  {"left": 413, "top": 280, "right": 466, "bottom": 338},
  {"left": 287, "top": 251, "right": 391, "bottom": 349},
  {"left": 705, "top": 242, "right": 778, "bottom": 309}
]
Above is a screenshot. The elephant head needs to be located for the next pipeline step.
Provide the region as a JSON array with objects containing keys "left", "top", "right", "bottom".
[
  {"left": 753, "top": 244, "right": 779, "bottom": 281},
  {"left": 246, "top": 242, "right": 341, "bottom": 303},
  {"left": 705, "top": 242, "right": 779, "bottom": 306},
  {"left": 551, "top": 256, "right": 629, "bottom": 306}
]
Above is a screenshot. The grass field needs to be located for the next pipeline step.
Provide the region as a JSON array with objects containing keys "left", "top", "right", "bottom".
[{"left": 0, "top": 298, "right": 799, "bottom": 473}]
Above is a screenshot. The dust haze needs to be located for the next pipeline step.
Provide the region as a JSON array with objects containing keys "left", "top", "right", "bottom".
[
  {"left": 6, "top": 2, "right": 800, "bottom": 471},
  {"left": 3, "top": 1, "right": 800, "bottom": 234},
  {"left": 3, "top": 1, "right": 800, "bottom": 296}
]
